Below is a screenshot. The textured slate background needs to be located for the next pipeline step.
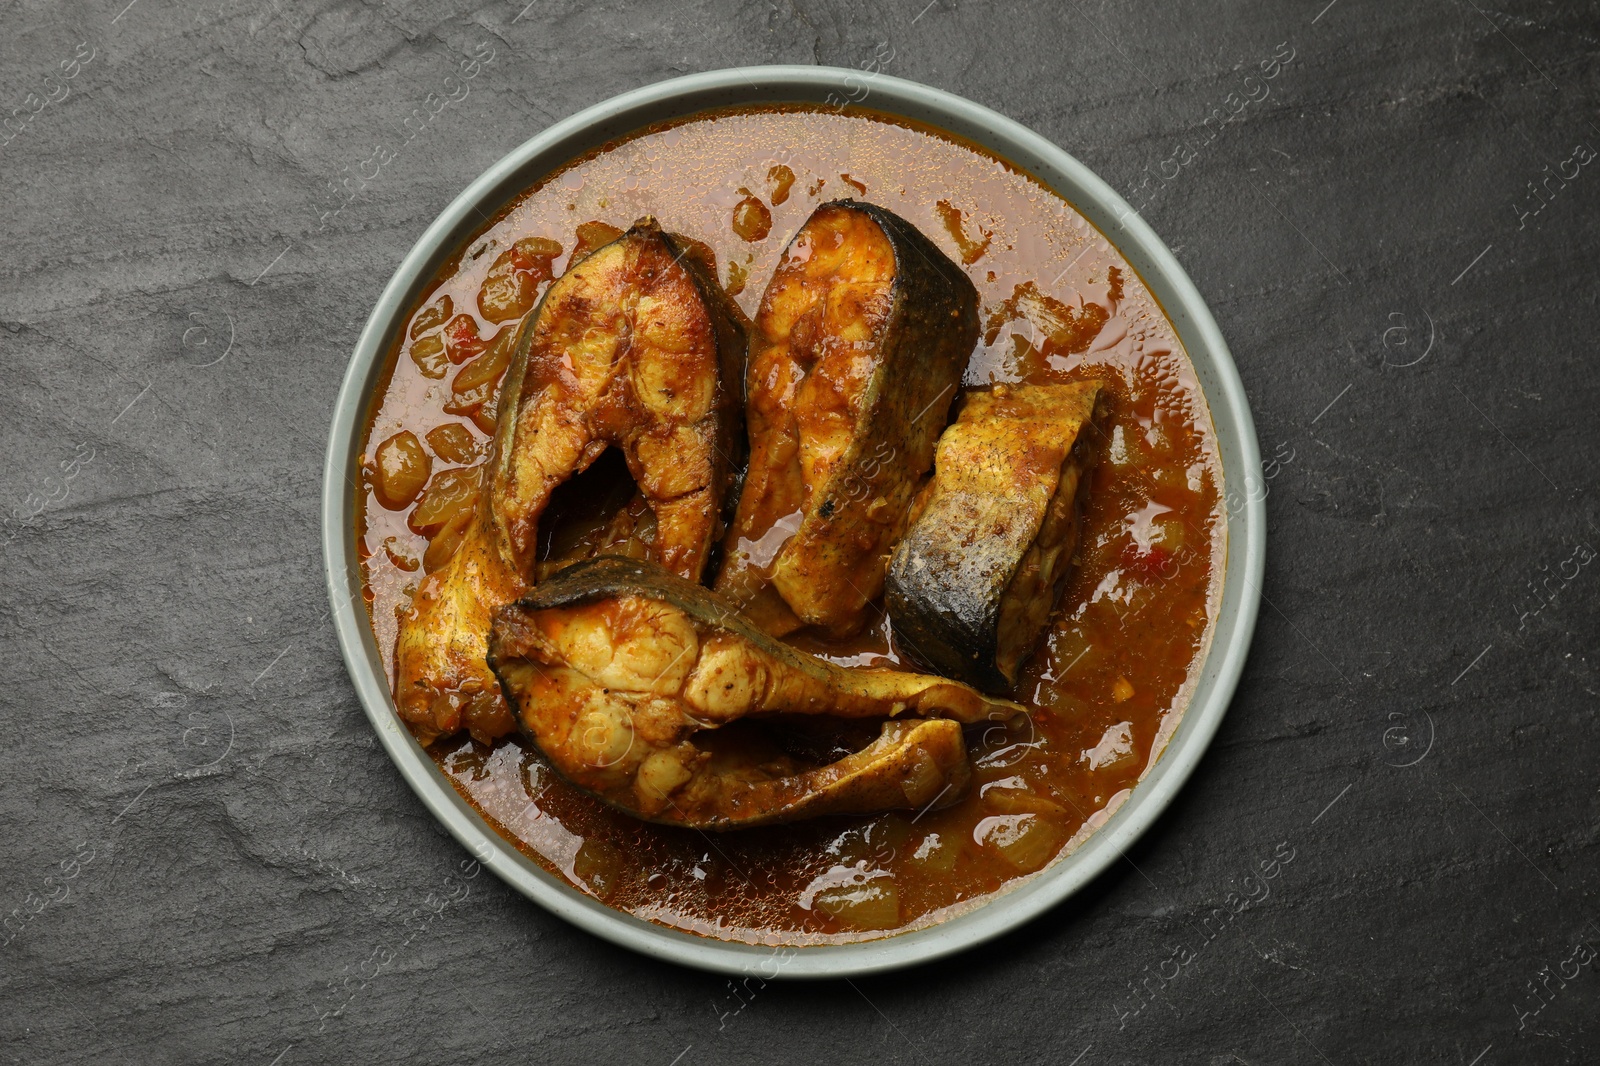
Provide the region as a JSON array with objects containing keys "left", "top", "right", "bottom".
[{"left": 2, "top": 0, "right": 1597, "bottom": 1062}]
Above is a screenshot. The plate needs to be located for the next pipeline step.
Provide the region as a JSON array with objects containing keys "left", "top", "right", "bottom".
[{"left": 321, "top": 65, "right": 1265, "bottom": 978}]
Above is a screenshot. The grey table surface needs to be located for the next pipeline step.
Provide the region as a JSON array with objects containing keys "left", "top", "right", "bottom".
[{"left": 3, "top": 0, "right": 1597, "bottom": 1063}]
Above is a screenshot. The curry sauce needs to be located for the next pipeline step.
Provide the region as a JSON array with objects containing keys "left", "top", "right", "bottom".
[{"left": 357, "top": 105, "right": 1224, "bottom": 945}]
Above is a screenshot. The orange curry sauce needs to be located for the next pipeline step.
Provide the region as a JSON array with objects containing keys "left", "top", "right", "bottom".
[{"left": 357, "top": 106, "right": 1224, "bottom": 945}]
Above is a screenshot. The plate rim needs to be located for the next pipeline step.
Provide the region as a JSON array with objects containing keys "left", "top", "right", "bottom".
[{"left": 320, "top": 63, "right": 1265, "bottom": 979}]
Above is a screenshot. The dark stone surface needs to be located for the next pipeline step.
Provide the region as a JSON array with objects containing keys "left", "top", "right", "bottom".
[{"left": 2, "top": 0, "right": 1596, "bottom": 1062}]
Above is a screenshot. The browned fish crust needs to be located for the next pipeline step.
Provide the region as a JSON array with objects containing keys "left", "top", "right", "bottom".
[
  {"left": 488, "top": 556, "right": 1023, "bottom": 829},
  {"left": 393, "top": 221, "right": 745, "bottom": 747},
  {"left": 715, "top": 200, "right": 979, "bottom": 637},
  {"left": 886, "top": 381, "right": 1106, "bottom": 692}
]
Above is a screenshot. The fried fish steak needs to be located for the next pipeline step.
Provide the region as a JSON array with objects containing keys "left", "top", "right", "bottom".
[
  {"left": 715, "top": 200, "right": 979, "bottom": 637},
  {"left": 886, "top": 381, "right": 1106, "bottom": 691},
  {"left": 393, "top": 221, "right": 745, "bottom": 746},
  {"left": 487, "top": 556, "right": 1024, "bottom": 829}
]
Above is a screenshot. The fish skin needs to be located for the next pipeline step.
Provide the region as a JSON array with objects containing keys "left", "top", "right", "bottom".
[
  {"left": 886, "top": 381, "right": 1105, "bottom": 692},
  {"left": 716, "top": 200, "right": 979, "bottom": 638}
]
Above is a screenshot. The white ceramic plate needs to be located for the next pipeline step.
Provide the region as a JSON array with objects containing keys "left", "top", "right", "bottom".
[{"left": 321, "top": 66, "right": 1264, "bottom": 978}]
